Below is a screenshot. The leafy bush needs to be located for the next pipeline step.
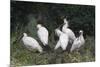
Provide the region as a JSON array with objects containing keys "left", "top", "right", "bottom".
[{"left": 10, "top": 36, "right": 95, "bottom": 66}]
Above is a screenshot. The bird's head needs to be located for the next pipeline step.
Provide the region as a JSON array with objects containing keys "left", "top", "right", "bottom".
[
  {"left": 79, "top": 30, "right": 83, "bottom": 35},
  {"left": 63, "top": 17, "right": 69, "bottom": 28},
  {"left": 64, "top": 18, "right": 67, "bottom": 23},
  {"left": 37, "top": 24, "right": 42, "bottom": 29},
  {"left": 23, "top": 33, "right": 27, "bottom": 37}
]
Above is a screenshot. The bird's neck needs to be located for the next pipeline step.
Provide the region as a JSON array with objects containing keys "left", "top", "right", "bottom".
[
  {"left": 62, "top": 24, "right": 67, "bottom": 31},
  {"left": 57, "top": 30, "right": 62, "bottom": 36},
  {"left": 79, "top": 34, "right": 84, "bottom": 40}
]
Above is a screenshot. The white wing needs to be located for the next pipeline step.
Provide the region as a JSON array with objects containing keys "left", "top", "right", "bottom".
[
  {"left": 70, "top": 38, "right": 79, "bottom": 52},
  {"left": 60, "top": 34, "right": 69, "bottom": 50},
  {"left": 22, "top": 37, "right": 43, "bottom": 53},
  {"left": 37, "top": 27, "right": 48, "bottom": 46},
  {"left": 70, "top": 36, "right": 85, "bottom": 52},
  {"left": 63, "top": 28, "right": 76, "bottom": 41}
]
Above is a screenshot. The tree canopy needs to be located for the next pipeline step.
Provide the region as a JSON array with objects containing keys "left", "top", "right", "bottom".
[{"left": 11, "top": 1, "right": 95, "bottom": 36}]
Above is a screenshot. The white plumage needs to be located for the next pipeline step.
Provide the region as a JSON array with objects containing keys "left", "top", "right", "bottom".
[
  {"left": 22, "top": 33, "right": 43, "bottom": 53},
  {"left": 37, "top": 24, "right": 49, "bottom": 46},
  {"left": 54, "top": 29, "right": 69, "bottom": 51},
  {"left": 62, "top": 18, "right": 76, "bottom": 43},
  {"left": 70, "top": 30, "right": 85, "bottom": 52}
]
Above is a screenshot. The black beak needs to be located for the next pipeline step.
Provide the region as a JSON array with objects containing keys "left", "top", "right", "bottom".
[
  {"left": 13, "top": 34, "right": 23, "bottom": 44},
  {"left": 18, "top": 34, "right": 23, "bottom": 42}
]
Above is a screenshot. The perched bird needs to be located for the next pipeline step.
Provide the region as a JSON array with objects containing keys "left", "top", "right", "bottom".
[
  {"left": 54, "top": 28, "right": 69, "bottom": 51},
  {"left": 37, "top": 24, "right": 50, "bottom": 50},
  {"left": 70, "top": 30, "right": 85, "bottom": 52},
  {"left": 22, "top": 33, "right": 43, "bottom": 53},
  {"left": 62, "top": 18, "right": 76, "bottom": 43}
]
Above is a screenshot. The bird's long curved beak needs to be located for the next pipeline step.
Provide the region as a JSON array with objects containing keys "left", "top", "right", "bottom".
[
  {"left": 63, "top": 22, "right": 66, "bottom": 25},
  {"left": 57, "top": 23, "right": 65, "bottom": 29},
  {"left": 13, "top": 34, "right": 23, "bottom": 44}
]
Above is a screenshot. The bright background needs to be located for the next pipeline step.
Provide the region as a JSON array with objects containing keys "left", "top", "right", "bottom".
[{"left": 0, "top": 0, "right": 99, "bottom": 67}]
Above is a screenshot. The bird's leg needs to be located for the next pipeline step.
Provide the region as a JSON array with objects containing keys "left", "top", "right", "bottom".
[{"left": 42, "top": 45, "right": 51, "bottom": 53}]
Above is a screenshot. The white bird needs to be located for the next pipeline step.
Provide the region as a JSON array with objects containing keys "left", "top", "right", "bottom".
[
  {"left": 37, "top": 24, "right": 51, "bottom": 51},
  {"left": 70, "top": 30, "right": 85, "bottom": 52},
  {"left": 22, "top": 33, "right": 43, "bottom": 53},
  {"left": 37, "top": 24, "right": 49, "bottom": 46},
  {"left": 54, "top": 28, "right": 69, "bottom": 51},
  {"left": 62, "top": 18, "right": 76, "bottom": 43}
]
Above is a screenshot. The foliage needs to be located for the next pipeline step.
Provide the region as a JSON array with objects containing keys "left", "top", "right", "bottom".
[
  {"left": 11, "top": 1, "right": 95, "bottom": 36},
  {"left": 11, "top": 36, "right": 95, "bottom": 66}
]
